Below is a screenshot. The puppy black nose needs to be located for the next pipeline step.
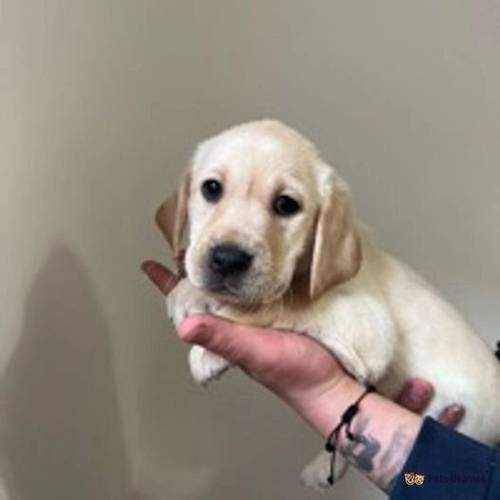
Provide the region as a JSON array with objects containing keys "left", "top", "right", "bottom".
[{"left": 209, "top": 244, "right": 253, "bottom": 276}]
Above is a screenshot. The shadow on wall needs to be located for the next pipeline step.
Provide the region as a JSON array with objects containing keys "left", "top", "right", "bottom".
[{"left": 0, "top": 245, "right": 138, "bottom": 500}]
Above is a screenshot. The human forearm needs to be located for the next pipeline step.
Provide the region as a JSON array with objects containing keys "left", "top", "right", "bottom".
[{"left": 289, "top": 375, "right": 422, "bottom": 493}]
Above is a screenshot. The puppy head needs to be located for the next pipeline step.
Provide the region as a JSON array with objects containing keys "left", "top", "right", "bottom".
[{"left": 156, "top": 120, "right": 361, "bottom": 305}]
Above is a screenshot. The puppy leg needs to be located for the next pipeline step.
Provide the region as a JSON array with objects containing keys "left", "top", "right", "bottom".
[
  {"left": 167, "top": 278, "right": 230, "bottom": 385},
  {"left": 301, "top": 450, "right": 349, "bottom": 490},
  {"left": 189, "top": 345, "right": 230, "bottom": 385},
  {"left": 313, "top": 334, "right": 372, "bottom": 384},
  {"left": 166, "top": 278, "right": 223, "bottom": 325},
  {"left": 308, "top": 294, "right": 397, "bottom": 385}
]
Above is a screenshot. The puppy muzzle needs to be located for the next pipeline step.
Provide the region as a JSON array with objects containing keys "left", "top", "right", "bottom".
[{"left": 204, "top": 243, "right": 254, "bottom": 294}]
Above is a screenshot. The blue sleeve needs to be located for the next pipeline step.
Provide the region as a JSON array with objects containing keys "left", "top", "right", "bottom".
[{"left": 390, "top": 416, "right": 500, "bottom": 499}]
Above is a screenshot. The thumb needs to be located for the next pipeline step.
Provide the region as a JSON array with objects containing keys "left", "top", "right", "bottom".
[{"left": 178, "top": 314, "right": 283, "bottom": 371}]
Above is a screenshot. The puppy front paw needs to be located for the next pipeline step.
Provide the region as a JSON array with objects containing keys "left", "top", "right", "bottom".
[
  {"left": 189, "top": 345, "right": 229, "bottom": 385},
  {"left": 166, "top": 278, "right": 223, "bottom": 328}
]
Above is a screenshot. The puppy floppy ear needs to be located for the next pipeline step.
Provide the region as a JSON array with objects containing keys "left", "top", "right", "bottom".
[
  {"left": 155, "top": 171, "right": 191, "bottom": 255},
  {"left": 309, "top": 171, "right": 362, "bottom": 298}
]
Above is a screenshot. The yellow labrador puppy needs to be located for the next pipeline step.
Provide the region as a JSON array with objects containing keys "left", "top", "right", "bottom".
[{"left": 156, "top": 120, "right": 500, "bottom": 488}]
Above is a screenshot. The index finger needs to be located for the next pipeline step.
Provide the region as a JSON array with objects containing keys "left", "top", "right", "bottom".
[{"left": 141, "top": 260, "right": 179, "bottom": 295}]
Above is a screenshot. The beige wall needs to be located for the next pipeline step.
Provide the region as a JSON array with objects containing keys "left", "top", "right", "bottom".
[{"left": 2, "top": 1, "right": 500, "bottom": 499}]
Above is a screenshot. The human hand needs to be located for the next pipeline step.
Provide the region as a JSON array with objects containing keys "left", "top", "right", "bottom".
[
  {"left": 142, "top": 260, "right": 464, "bottom": 427},
  {"left": 141, "top": 260, "right": 348, "bottom": 410},
  {"left": 396, "top": 378, "right": 464, "bottom": 427}
]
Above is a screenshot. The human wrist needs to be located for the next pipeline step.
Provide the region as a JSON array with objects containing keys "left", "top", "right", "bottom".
[
  {"left": 336, "top": 390, "right": 422, "bottom": 492},
  {"left": 287, "top": 375, "right": 423, "bottom": 493},
  {"left": 286, "top": 374, "right": 363, "bottom": 437}
]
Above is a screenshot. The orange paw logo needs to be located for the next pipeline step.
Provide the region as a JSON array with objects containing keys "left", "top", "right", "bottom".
[{"left": 404, "top": 472, "right": 425, "bottom": 486}]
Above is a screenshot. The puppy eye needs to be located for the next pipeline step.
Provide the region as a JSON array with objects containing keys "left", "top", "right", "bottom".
[
  {"left": 201, "top": 179, "right": 223, "bottom": 202},
  {"left": 273, "top": 195, "right": 301, "bottom": 217}
]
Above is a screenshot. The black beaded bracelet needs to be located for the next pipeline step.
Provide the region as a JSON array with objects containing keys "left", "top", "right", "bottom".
[{"left": 324, "top": 385, "right": 376, "bottom": 485}]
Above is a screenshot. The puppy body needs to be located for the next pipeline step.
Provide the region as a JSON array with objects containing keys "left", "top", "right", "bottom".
[
  {"left": 160, "top": 121, "right": 500, "bottom": 487},
  {"left": 169, "top": 238, "right": 500, "bottom": 443}
]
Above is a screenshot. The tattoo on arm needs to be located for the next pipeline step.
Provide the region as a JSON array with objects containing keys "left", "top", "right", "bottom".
[
  {"left": 340, "top": 414, "right": 380, "bottom": 472},
  {"left": 378, "top": 426, "right": 414, "bottom": 493},
  {"left": 338, "top": 413, "right": 416, "bottom": 493}
]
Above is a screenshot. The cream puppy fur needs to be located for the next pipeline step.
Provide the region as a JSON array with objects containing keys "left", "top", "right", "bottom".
[{"left": 157, "top": 120, "right": 500, "bottom": 489}]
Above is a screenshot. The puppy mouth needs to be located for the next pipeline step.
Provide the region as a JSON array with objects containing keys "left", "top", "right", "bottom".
[
  {"left": 203, "top": 274, "right": 245, "bottom": 298},
  {"left": 201, "top": 272, "right": 289, "bottom": 306},
  {"left": 195, "top": 245, "right": 287, "bottom": 305}
]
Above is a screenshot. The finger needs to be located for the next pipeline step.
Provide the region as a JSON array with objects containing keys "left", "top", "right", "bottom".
[
  {"left": 177, "top": 314, "right": 283, "bottom": 369},
  {"left": 437, "top": 404, "right": 465, "bottom": 428},
  {"left": 141, "top": 260, "right": 179, "bottom": 295},
  {"left": 396, "top": 378, "right": 434, "bottom": 413}
]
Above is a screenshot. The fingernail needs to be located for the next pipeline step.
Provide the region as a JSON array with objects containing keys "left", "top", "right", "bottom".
[
  {"left": 410, "top": 385, "right": 431, "bottom": 402},
  {"left": 181, "top": 324, "right": 208, "bottom": 343},
  {"left": 192, "top": 325, "right": 209, "bottom": 341},
  {"left": 404, "top": 379, "right": 418, "bottom": 392},
  {"left": 447, "top": 404, "right": 464, "bottom": 417}
]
